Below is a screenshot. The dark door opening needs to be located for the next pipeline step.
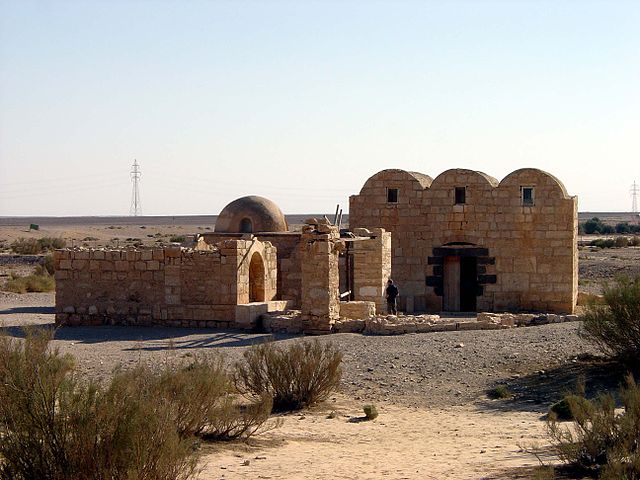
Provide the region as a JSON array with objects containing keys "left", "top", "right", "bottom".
[
  {"left": 460, "top": 256, "right": 477, "bottom": 311},
  {"left": 443, "top": 255, "right": 478, "bottom": 312}
]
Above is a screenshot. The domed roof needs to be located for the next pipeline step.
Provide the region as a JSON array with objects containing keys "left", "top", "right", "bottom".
[{"left": 215, "top": 195, "right": 288, "bottom": 233}]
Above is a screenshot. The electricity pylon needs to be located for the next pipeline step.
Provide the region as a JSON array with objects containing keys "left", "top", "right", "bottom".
[{"left": 130, "top": 159, "right": 142, "bottom": 216}]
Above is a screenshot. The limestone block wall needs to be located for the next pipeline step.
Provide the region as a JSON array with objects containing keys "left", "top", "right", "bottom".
[
  {"left": 300, "top": 223, "right": 342, "bottom": 333},
  {"left": 201, "top": 232, "right": 303, "bottom": 308},
  {"left": 349, "top": 168, "right": 577, "bottom": 314},
  {"left": 351, "top": 228, "right": 392, "bottom": 313},
  {"left": 54, "top": 239, "right": 278, "bottom": 327}
]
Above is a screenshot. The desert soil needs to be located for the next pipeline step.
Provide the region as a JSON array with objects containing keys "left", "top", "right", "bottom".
[
  {"left": 1, "top": 217, "right": 637, "bottom": 479},
  {"left": 1, "top": 291, "right": 602, "bottom": 479}
]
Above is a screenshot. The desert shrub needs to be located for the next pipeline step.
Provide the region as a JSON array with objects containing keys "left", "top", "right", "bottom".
[
  {"left": 235, "top": 339, "right": 342, "bottom": 412},
  {"left": 550, "top": 394, "right": 591, "bottom": 421},
  {"left": 584, "top": 218, "right": 605, "bottom": 235},
  {"left": 0, "top": 331, "right": 271, "bottom": 479},
  {"left": 0, "top": 329, "right": 199, "bottom": 480},
  {"left": 170, "top": 235, "right": 186, "bottom": 243},
  {"left": 488, "top": 384, "right": 513, "bottom": 399},
  {"left": 614, "top": 236, "right": 629, "bottom": 248},
  {"left": 363, "top": 404, "right": 378, "bottom": 420},
  {"left": 548, "top": 375, "right": 640, "bottom": 479},
  {"left": 10, "top": 237, "right": 65, "bottom": 254},
  {"left": 581, "top": 276, "right": 640, "bottom": 368},
  {"left": 10, "top": 238, "right": 40, "bottom": 254},
  {"left": 631, "top": 236, "right": 640, "bottom": 247},
  {"left": 201, "top": 393, "right": 273, "bottom": 441},
  {"left": 590, "top": 239, "right": 615, "bottom": 249},
  {"left": 138, "top": 355, "right": 271, "bottom": 440},
  {"left": 36, "top": 236, "right": 66, "bottom": 250},
  {"left": 38, "top": 253, "right": 55, "bottom": 275},
  {"left": 4, "top": 272, "right": 55, "bottom": 293}
]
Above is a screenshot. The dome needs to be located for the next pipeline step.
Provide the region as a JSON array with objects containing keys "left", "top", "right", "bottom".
[{"left": 215, "top": 196, "right": 288, "bottom": 233}]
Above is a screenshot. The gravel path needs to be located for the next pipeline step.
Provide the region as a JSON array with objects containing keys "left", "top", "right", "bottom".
[{"left": 0, "top": 292, "right": 599, "bottom": 410}]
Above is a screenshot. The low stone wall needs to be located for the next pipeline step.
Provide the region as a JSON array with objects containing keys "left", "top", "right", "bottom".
[
  {"left": 54, "top": 239, "right": 277, "bottom": 327},
  {"left": 260, "top": 311, "right": 581, "bottom": 335}
]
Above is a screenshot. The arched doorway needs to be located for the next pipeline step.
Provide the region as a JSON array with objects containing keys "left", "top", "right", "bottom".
[{"left": 249, "top": 252, "right": 265, "bottom": 302}]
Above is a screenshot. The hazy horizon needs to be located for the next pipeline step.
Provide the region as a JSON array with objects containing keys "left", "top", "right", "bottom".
[{"left": 1, "top": 1, "right": 638, "bottom": 216}]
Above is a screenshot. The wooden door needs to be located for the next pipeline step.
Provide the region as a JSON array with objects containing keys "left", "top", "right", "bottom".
[{"left": 443, "top": 256, "right": 461, "bottom": 311}]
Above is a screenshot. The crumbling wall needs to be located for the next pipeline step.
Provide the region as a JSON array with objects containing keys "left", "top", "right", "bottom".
[
  {"left": 351, "top": 228, "right": 392, "bottom": 313},
  {"left": 54, "top": 238, "right": 277, "bottom": 327},
  {"left": 300, "top": 221, "right": 342, "bottom": 333}
]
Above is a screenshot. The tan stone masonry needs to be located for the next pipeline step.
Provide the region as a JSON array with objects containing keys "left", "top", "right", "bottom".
[{"left": 350, "top": 168, "right": 577, "bottom": 314}]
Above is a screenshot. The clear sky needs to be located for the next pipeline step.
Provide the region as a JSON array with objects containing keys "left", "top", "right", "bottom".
[{"left": 0, "top": 0, "right": 638, "bottom": 216}]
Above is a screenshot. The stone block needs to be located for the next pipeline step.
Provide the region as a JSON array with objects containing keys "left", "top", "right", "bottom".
[
  {"left": 339, "top": 301, "right": 376, "bottom": 320},
  {"left": 235, "top": 302, "right": 269, "bottom": 329}
]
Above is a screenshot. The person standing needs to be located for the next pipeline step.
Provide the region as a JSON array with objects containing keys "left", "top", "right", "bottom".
[{"left": 385, "top": 279, "right": 399, "bottom": 315}]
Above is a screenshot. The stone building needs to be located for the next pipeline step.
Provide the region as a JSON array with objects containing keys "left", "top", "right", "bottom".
[
  {"left": 54, "top": 195, "right": 390, "bottom": 332},
  {"left": 349, "top": 168, "right": 577, "bottom": 314}
]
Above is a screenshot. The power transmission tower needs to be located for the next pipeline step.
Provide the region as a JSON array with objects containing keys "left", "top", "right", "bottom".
[
  {"left": 632, "top": 180, "right": 639, "bottom": 215},
  {"left": 130, "top": 159, "right": 142, "bottom": 216}
]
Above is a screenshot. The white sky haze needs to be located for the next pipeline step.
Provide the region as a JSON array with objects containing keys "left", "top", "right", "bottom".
[{"left": 0, "top": 0, "right": 638, "bottom": 215}]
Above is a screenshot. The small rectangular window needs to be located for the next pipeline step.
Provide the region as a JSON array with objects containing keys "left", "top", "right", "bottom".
[
  {"left": 454, "top": 187, "right": 466, "bottom": 204},
  {"left": 387, "top": 188, "right": 399, "bottom": 203},
  {"left": 521, "top": 186, "right": 534, "bottom": 206}
]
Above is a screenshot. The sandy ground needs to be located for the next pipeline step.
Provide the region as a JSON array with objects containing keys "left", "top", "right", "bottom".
[
  {"left": 0, "top": 291, "right": 590, "bottom": 479},
  {"left": 197, "top": 400, "right": 551, "bottom": 480}
]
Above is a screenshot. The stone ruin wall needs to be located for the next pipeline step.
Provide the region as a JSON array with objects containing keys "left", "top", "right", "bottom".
[
  {"left": 201, "top": 232, "right": 304, "bottom": 308},
  {"left": 54, "top": 239, "right": 277, "bottom": 327},
  {"left": 349, "top": 168, "right": 577, "bottom": 314}
]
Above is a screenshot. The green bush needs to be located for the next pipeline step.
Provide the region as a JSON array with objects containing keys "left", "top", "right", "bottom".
[
  {"left": 363, "top": 404, "right": 378, "bottom": 420},
  {"left": 581, "top": 276, "right": 640, "bottom": 367},
  {"left": 488, "top": 384, "right": 513, "bottom": 399},
  {"left": 549, "top": 394, "right": 591, "bottom": 421},
  {"left": 10, "top": 237, "right": 66, "bottom": 254},
  {"left": 235, "top": 339, "right": 342, "bottom": 412},
  {"left": 590, "top": 239, "right": 615, "bottom": 249},
  {"left": 548, "top": 375, "right": 640, "bottom": 479},
  {"left": 170, "top": 235, "right": 186, "bottom": 243},
  {"left": 4, "top": 272, "right": 55, "bottom": 293}
]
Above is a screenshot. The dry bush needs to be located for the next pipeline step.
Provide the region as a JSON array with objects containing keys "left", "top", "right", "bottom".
[
  {"left": 0, "top": 330, "right": 275, "bottom": 480},
  {"left": 581, "top": 276, "right": 640, "bottom": 368},
  {"left": 0, "top": 330, "right": 198, "bottom": 480},
  {"left": 10, "top": 237, "right": 66, "bottom": 254},
  {"left": 235, "top": 339, "right": 342, "bottom": 412},
  {"left": 548, "top": 375, "right": 640, "bottom": 479},
  {"left": 4, "top": 272, "right": 55, "bottom": 293},
  {"left": 202, "top": 394, "right": 273, "bottom": 441},
  {"left": 124, "top": 356, "right": 271, "bottom": 440}
]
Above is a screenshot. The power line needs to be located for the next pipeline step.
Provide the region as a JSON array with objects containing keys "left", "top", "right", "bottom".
[
  {"left": 632, "top": 180, "right": 639, "bottom": 215},
  {"left": 130, "top": 159, "right": 142, "bottom": 216}
]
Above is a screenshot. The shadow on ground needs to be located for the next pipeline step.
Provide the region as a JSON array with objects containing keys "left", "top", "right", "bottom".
[
  {"left": 478, "top": 358, "right": 629, "bottom": 414},
  {"left": 0, "top": 324, "right": 299, "bottom": 349},
  {"left": 482, "top": 464, "right": 593, "bottom": 480},
  {"left": 0, "top": 306, "right": 55, "bottom": 315}
]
